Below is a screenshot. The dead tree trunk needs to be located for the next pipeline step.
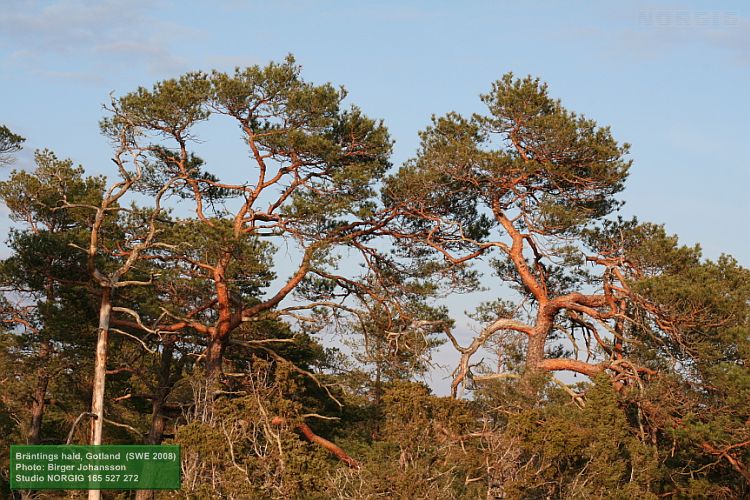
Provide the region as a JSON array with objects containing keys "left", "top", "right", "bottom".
[{"left": 88, "top": 286, "right": 112, "bottom": 500}]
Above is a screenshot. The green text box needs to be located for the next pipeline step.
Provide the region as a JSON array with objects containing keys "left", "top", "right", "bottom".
[{"left": 10, "top": 445, "right": 180, "bottom": 490}]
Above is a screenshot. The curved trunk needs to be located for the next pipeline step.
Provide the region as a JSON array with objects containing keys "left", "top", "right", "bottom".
[{"left": 271, "top": 417, "right": 361, "bottom": 469}]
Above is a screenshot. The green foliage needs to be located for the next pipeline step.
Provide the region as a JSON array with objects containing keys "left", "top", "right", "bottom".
[
  {"left": 171, "top": 361, "right": 341, "bottom": 499},
  {"left": 0, "top": 124, "right": 24, "bottom": 166},
  {"left": 493, "top": 376, "right": 660, "bottom": 498},
  {"left": 327, "top": 382, "right": 487, "bottom": 500},
  {"left": 386, "top": 72, "right": 630, "bottom": 242},
  {"left": 103, "top": 72, "right": 211, "bottom": 138},
  {"left": 1, "top": 66, "right": 749, "bottom": 499},
  {"left": 0, "top": 150, "right": 105, "bottom": 230}
]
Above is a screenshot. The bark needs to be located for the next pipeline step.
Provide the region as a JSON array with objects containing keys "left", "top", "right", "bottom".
[
  {"left": 522, "top": 293, "right": 611, "bottom": 387},
  {"left": 27, "top": 373, "right": 49, "bottom": 444},
  {"left": 88, "top": 286, "right": 112, "bottom": 500},
  {"left": 134, "top": 489, "right": 155, "bottom": 500},
  {"left": 27, "top": 340, "right": 50, "bottom": 444},
  {"left": 524, "top": 332, "right": 547, "bottom": 373},
  {"left": 205, "top": 335, "right": 226, "bottom": 388},
  {"left": 147, "top": 338, "right": 176, "bottom": 445},
  {"left": 538, "top": 358, "right": 606, "bottom": 378},
  {"left": 147, "top": 402, "right": 166, "bottom": 445},
  {"left": 521, "top": 331, "right": 548, "bottom": 395}
]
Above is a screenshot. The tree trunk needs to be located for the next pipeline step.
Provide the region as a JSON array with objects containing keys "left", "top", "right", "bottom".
[
  {"left": 27, "top": 340, "right": 50, "bottom": 444},
  {"left": 27, "top": 373, "right": 49, "bottom": 444},
  {"left": 147, "top": 337, "right": 176, "bottom": 444},
  {"left": 271, "top": 417, "right": 361, "bottom": 469},
  {"left": 522, "top": 332, "right": 547, "bottom": 394},
  {"left": 89, "top": 286, "right": 112, "bottom": 500},
  {"left": 135, "top": 489, "right": 156, "bottom": 500},
  {"left": 135, "top": 340, "right": 176, "bottom": 500},
  {"left": 525, "top": 332, "right": 546, "bottom": 372},
  {"left": 29, "top": 277, "right": 55, "bottom": 445},
  {"left": 192, "top": 334, "right": 226, "bottom": 422},
  {"left": 147, "top": 402, "right": 166, "bottom": 445},
  {"left": 205, "top": 335, "right": 225, "bottom": 390}
]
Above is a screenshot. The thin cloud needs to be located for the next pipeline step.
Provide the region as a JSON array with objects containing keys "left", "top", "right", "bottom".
[
  {"left": 94, "top": 41, "right": 187, "bottom": 75},
  {"left": 0, "top": 0, "right": 197, "bottom": 80}
]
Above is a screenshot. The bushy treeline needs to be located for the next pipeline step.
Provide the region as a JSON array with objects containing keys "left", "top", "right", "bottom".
[{"left": 1, "top": 58, "right": 748, "bottom": 499}]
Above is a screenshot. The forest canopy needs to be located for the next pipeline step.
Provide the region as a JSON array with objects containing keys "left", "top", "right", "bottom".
[{"left": 1, "top": 57, "right": 748, "bottom": 499}]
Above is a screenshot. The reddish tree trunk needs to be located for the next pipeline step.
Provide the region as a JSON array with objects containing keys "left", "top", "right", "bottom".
[
  {"left": 525, "top": 332, "right": 547, "bottom": 373},
  {"left": 205, "top": 335, "right": 225, "bottom": 382},
  {"left": 271, "top": 417, "right": 361, "bottom": 469},
  {"left": 522, "top": 330, "right": 549, "bottom": 395}
]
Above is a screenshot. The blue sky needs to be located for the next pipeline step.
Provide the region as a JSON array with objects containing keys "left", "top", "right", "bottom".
[
  {"left": 2, "top": 1, "right": 747, "bottom": 260},
  {"left": 1, "top": 0, "right": 748, "bottom": 392}
]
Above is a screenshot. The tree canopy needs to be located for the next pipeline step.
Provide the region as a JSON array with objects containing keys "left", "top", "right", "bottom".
[{"left": 1, "top": 62, "right": 748, "bottom": 499}]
